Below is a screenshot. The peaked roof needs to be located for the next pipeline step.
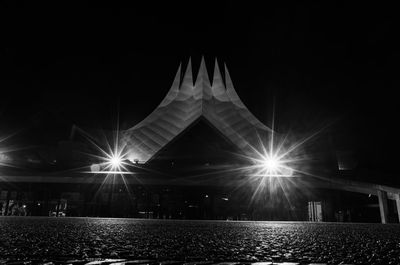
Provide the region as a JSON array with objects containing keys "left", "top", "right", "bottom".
[{"left": 122, "top": 58, "right": 272, "bottom": 163}]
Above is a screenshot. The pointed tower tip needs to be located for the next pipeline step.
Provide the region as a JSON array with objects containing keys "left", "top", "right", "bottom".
[
  {"left": 224, "top": 63, "right": 229, "bottom": 81},
  {"left": 211, "top": 57, "right": 227, "bottom": 100},
  {"left": 196, "top": 55, "right": 208, "bottom": 78},
  {"left": 183, "top": 57, "right": 192, "bottom": 79},
  {"left": 224, "top": 62, "right": 245, "bottom": 108},
  {"left": 213, "top": 58, "right": 222, "bottom": 83},
  {"left": 174, "top": 61, "right": 182, "bottom": 88},
  {"left": 179, "top": 57, "right": 194, "bottom": 93},
  {"left": 194, "top": 55, "right": 211, "bottom": 100},
  {"left": 224, "top": 63, "right": 233, "bottom": 88},
  {"left": 199, "top": 55, "right": 206, "bottom": 69},
  {"left": 224, "top": 63, "right": 233, "bottom": 84}
]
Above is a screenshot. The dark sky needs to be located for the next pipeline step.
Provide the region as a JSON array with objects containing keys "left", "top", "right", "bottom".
[{"left": 1, "top": 4, "right": 399, "bottom": 172}]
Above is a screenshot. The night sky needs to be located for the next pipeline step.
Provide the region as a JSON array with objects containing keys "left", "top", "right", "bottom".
[{"left": 1, "top": 4, "right": 399, "bottom": 175}]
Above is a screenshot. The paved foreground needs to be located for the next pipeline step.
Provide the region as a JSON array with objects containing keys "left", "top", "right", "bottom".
[{"left": 0, "top": 217, "right": 400, "bottom": 264}]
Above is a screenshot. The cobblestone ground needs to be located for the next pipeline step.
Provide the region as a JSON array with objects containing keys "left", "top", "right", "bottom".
[{"left": 1, "top": 217, "right": 400, "bottom": 265}]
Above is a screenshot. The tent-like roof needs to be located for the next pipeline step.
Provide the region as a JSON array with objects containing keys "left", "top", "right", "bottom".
[{"left": 122, "top": 58, "right": 272, "bottom": 163}]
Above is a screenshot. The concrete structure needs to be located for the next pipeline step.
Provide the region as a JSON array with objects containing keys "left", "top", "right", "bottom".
[
  {"left": 120, "top": 57, "right": 400, "bottom": 223},
  {"left": 1, "top": 58, "right": 399, "bottom": 222},
  {"left": 122, "top": 57, "right": 271, "bottom": 163}
]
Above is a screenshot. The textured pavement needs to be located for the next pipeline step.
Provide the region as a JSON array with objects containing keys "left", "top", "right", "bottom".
[{"left": 1, "top": 217, "right": 400, "bottom": 264}]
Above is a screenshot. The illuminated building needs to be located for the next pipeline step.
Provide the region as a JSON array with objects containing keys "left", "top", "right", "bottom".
[{"left": 1, "top": 58, "right": 400, "bottom": 223}]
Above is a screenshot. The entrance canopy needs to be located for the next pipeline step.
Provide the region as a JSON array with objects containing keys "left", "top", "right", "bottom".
[{"left": 122, "top": 58, "right": 272, "bottom": 163}]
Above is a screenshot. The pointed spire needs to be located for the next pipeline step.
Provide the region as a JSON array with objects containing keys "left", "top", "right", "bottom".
[
  {"left": 179, "top": 57, "right": 194, "bottom": 98},
  {"left": 225, "top": 63, "right": 245, "bottom": 108},
  {"left": 212, "top": 58, "right": 223, "bottom": 85},
  {"left": 181, "top": 57, "right": 193, "bottom": 87},
  {"left": 159, "top": 63, "right": 181, "bottom": 107},
  {"left": 194, "top": 56, "right": 212, "bottom": 100},
  {"left": 195, "top": 56, "right": 211, "bottom": 86},
  {"left": 211, "top": 58, "right": 228, "bottom": 101}
]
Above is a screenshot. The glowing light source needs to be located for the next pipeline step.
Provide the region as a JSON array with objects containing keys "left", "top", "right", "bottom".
[
  {"left": 76, "top": 125, "right": 136, "bottom": 175},
  {"left": 263, "top": 156, "right": 280, "bottom": 171},
  {"left": 100, "top": 150, "right": 129, "bottom": 174},
  {"left": 259, "top": 153, "right": 293, "bottom": 177},
  {"left": 258, "top": 152, "right": 294, "bottom": 177},
  {"left": 109, "top": 155, "right": 122, "bottom": 169}
]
